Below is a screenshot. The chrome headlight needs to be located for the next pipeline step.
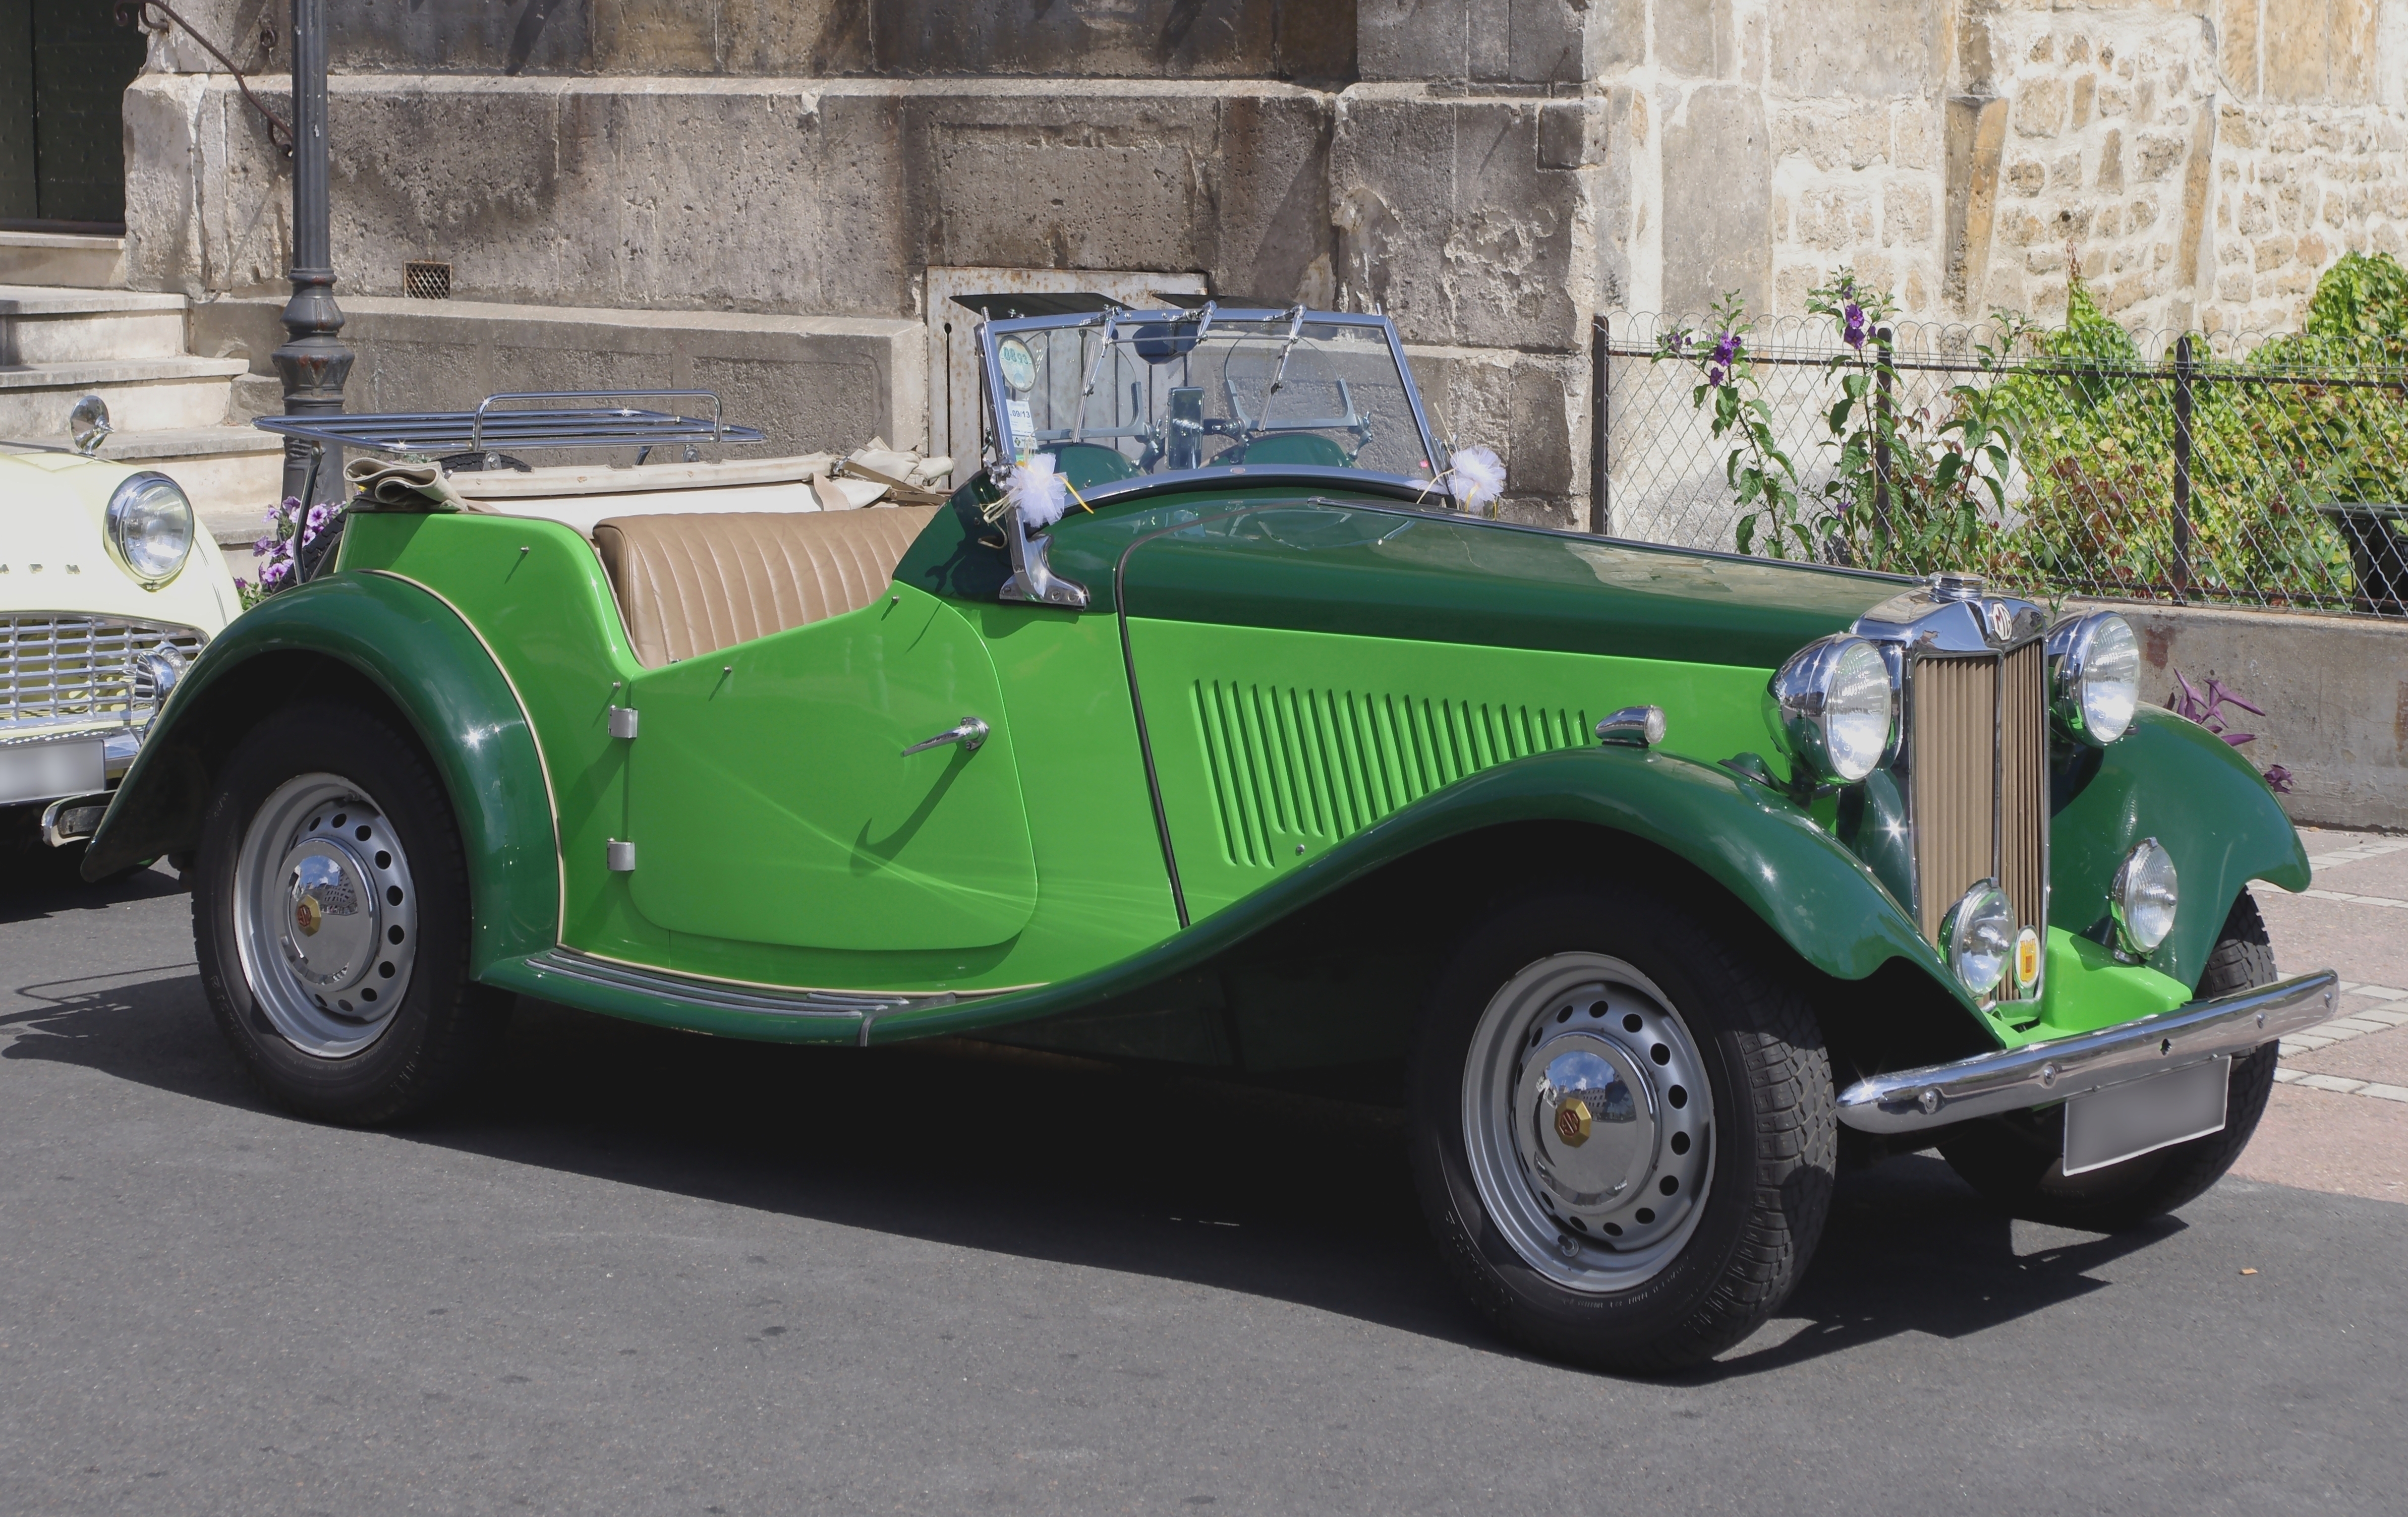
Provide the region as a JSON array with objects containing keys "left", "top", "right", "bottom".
[
  {"left": 2112, "top": 837, "right": 2179, "bottom": 955},
  {"left": 1942, "top": 882, "right": 2016, "bottom": 998},
  {"left": 104, "top": 472, "right": 196, "bottom": 587},
  {"left": 2045, "top": 611, "right": 2139, "bottom": 746},
  {"left": 1772, "top": 634, "right": 1895, "bottom": 783}
]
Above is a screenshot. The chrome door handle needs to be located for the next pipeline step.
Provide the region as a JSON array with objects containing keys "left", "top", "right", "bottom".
[{"left": 901, "top": 716, "right": 989, "bottom": 757}]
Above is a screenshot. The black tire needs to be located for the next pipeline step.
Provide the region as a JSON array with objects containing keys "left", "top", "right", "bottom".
[
  {"left": 192, "top": 700, "right": 510, "bottom": 1124},
  {"left": 1408, "top": 884, "right": 1837, "bottom": 1373},
  {"left": 1940, "top": 891, "right": 2282, "bottom": 1231}
]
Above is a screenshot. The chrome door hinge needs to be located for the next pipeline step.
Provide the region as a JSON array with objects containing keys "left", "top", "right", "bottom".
[
  {"left": 608, "top": 706, "right": 639, "bottom": 739},
  {"left": 606, "top": 839, "right": 636, "bottom": 871}
]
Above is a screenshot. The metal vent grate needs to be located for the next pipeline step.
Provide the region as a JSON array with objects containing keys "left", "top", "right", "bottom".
[
  {"left": 403, "top": 261, "right": 451, "bottom": 300},
  {"left": 1189, "top": 680, "right": 1592, "bottom": 869}
]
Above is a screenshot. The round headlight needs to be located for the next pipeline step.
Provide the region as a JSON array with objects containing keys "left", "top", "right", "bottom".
[
  {"left": 2045, "top": 612, "right": 2139, "bottom": 746},
  {"left": 104, "top": 472, "right": 196, "bottom": 587},
  {"left": 2113, "top": 837, "right": 2180, "bottom": 955},
  {"left": 1772, "top": 634, "right": 1896, "bottom": 784},
  {"left": 1942, "top": 882, "right": 2016, "bottom": 998}
]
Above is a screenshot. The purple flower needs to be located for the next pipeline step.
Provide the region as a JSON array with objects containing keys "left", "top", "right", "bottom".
[
  {"left": 305, "top": 503, "right": 331, "bottom": 534},
  {"left": 1843, "top": 301, "right": 1868, "bottom": 351},
  {"left": 1705, "top": 330, "right": 1742, "bottom": 387},
  {"left": 2264, "top": 765, "right": 2294, "bottom": 793},
  {"left": 259, "top": 558, "right": 292, "bottom": 586},
  {"left": 253, "top": 537, "right": 276, "bottom": 557}
]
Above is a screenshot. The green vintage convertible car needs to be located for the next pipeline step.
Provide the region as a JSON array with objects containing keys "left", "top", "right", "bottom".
[{"left": 86, "top": 304, "right": 2335, "bottom": 1371}]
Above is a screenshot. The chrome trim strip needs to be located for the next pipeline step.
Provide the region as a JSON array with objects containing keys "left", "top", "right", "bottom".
[
  {"left": 524, "top": 947, "right": 970, "bottom": 1025},
  {"left": 1835, "top": 969, "right": 2339, "bottom": 1134}
]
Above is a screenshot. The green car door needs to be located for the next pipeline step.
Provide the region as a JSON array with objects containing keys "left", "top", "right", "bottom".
[{"left": 621, "top": 585, "right": 1040, "bottom": 953}]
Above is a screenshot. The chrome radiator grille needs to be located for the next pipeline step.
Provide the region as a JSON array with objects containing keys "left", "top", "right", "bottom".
[
  {"left": 1, "top": 616, "right": 206, "bottom": 733},
  {"left": 1907, "top": 640, "right": 2049, "bottom": 953}
]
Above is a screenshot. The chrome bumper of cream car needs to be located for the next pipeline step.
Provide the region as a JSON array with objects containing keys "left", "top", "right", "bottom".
[{"left": 1836, "top": 969, "right": 2340, "bottom": 1134}]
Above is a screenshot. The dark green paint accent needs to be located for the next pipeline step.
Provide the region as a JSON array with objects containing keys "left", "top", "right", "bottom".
[
  {"left": 2047, "top": 705, "right": 2311, "bottom": 997},
  {"left": 1112, "top": 500, "right": 1902, "bottom": 664},
  {"left": 82, "top": 571, "right": 560, "bottom": 974}
]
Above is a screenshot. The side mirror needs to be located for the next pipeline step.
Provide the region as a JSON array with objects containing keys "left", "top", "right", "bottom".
[{"left": 69, "top": 394, "right": 112, "bottom": 457}]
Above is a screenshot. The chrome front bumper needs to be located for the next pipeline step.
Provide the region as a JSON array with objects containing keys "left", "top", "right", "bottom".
[{"left": 1836, "top": 969, "right": 2339, "bottom": 1134}]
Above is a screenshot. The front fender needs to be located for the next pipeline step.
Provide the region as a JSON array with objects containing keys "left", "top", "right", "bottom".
[
  {"left": 84, "top": 573, "right": 561, "bottom": 974},
  {"left": 2052, "top": 705, "right": 2311, "bottom": 991},
  {"left": 865, "top": 743, "right": 1963, "bottom": 1044}
]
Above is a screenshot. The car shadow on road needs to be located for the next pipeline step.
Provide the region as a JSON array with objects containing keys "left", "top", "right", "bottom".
[{"left": 4, "top": 965, "right": 2191, "bottom": 1379}]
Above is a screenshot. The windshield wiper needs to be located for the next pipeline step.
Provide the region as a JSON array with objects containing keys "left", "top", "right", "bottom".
[
  {"left": 1072, "top": 309, "right": 1122, "bottom": 445},
  {"left": 1256, "top": 305, "right": 1307, "bottom": 432}
]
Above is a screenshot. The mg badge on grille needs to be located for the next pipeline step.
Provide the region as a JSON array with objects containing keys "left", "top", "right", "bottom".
[{"left": 2016, "top": 926, "right": 2042, "bottom": 991}]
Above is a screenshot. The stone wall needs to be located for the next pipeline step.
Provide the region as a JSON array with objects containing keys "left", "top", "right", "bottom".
[{"left": 120, "top": 1, "right": 2408, "bottom": 528}]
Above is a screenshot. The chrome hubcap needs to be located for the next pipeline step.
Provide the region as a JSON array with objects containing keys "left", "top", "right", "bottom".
[
  {"left": 1462, "top": 953, "right": 1715, "bottom": 1292},
  {"left": 232, "top": 774, "right": 419, "bottom": 1058}
]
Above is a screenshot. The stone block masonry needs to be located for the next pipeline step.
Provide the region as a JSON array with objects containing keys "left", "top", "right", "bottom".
[{"left": 117, "top": 3, "right": 2408, "bottom": 532}]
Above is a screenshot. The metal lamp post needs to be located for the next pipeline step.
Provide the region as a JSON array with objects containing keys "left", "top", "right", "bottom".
[{"left": 269, "top": 0, "right": 351, "bottom": 507}]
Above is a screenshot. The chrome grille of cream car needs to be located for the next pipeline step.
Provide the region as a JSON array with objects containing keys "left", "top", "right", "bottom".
[{"left": 1, "top": 616, "right": 206, "bottom": 733}]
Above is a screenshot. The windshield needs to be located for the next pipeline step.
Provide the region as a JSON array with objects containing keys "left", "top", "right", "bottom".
[{"left": 979, "top": 309, "right": 1444, "bottom": 496}]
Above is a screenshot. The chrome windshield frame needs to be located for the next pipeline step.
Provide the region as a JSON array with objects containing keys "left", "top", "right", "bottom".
[{"left": 976, "top": 306, "right": 1452, "bottom": 508}]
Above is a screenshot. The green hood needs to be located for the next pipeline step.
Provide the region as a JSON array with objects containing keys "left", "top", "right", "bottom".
[{"left": 1057, "top": 494, "right": 1901, "bottom": 669}]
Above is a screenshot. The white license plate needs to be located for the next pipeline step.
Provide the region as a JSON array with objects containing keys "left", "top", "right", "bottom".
[
  {"left": 2062, "top": 1057, "right": 2231, "bottom": 1176},
  {"left": 0, "top": 736, "right": 105, "bottom": 807}
]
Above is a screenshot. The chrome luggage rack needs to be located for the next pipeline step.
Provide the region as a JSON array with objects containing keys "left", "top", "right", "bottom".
[{"left": 252, "top": 389, "right": 768, "bottom": 466}]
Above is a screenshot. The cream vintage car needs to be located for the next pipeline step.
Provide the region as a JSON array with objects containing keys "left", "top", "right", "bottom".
[{"left": 3, "top": 397, "right": 242, "bottom": 881}]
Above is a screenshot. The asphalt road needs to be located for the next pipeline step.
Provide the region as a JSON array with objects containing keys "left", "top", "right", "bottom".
[{"left": 3, "top": 862, "right": 2402, "bottom": 1516}]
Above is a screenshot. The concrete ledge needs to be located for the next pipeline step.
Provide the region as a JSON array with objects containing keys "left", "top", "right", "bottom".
[
  {"left": 2083, "top": 598, "right": 2408, "bottom": 833},
  {"left": 190, "top": 296, "right": 925, "bottom": 458}
]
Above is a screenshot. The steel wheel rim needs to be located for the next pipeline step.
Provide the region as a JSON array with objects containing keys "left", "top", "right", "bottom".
[
  {"left": 231, "top": 773, "right": 420, "bottom": 1059},
  {"left": 1461, "top": 952, "right": 1716, "bottom": 1293}
]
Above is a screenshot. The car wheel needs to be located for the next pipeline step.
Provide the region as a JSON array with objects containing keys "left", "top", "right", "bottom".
[
  {"left": 191, "top": 701, "right": 510, "bottom": 1124},
  {"left": 1939, "top": 891, "right": 2282, "bottom": 1231},
  {"left": 1408, "top": 885, "right": 1837, "bottom": 1373}
]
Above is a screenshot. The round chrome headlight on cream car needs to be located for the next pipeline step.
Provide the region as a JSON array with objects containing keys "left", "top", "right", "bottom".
[
  {"left": 104, "top": 471, "right": 196, "bottom": 587},
  {"left": 2045, "top": 611, "right": 2140, "bottom": 746},
  {"left": 1772, "top": 634, "right": 1896, "bottom": 783}
]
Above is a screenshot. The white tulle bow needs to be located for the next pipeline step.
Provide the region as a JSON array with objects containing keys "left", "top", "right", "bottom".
[
  {"left": 1004, "top": 452, "right": 1070, "bottom": 530},
  {"left": 1449, "top": 446, "right": 1506, "bottom": 514}
]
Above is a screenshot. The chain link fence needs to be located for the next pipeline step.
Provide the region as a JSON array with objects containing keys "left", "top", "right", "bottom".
[{"left": 1596, "top": 313, "right": 2408, "bottom": 617}]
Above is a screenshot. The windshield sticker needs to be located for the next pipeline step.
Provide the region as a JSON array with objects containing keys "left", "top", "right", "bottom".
[
  {"left": 1006, "top": 397, "right": 1036, "bottom": 447},
  {"left": 997, "top": 337, "right": 1039, "bottom": 393}
]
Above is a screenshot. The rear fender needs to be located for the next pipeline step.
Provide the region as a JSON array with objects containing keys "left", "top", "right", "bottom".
[{"left": 84, "top": 573, "right": 561, "bottom": 973}]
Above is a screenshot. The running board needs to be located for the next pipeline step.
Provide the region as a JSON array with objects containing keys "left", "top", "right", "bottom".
[{"left": 505, "top": 948, "right": 981, "bottom": 1047}]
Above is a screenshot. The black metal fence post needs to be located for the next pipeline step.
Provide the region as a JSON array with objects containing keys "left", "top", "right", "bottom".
[
  {"left": 2171, "top": 333, "right": 2195, "bottom": 598},
  {"left": 1590, "top": 315, "right": 1610, "bottom": 535},
  {"left": 271, "top": 0, "right": 352, "bottom": 508},
  {"left": 1873, "top": 326, "right": 1894, "bottom": 548}
]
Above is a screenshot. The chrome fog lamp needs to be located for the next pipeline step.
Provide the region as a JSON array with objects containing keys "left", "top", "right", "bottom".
[
  {"left": 131, "top": 645, "right": 186, "bottom": 708},
  {"left": 2112, "top": 837, "right": 2180, "bottom": 955},
  {"left": 1942, "top": 882, "right": 2016, "bottom": 998},
  {"left": 2045, "top": 611, "right": 2139, "bottom": 746},
  {"left": 1772, "top": 634, "right": 1895, "bottom": 783},
  {"left": 104, "top": 472, "right": 196, "bottom": 587}
]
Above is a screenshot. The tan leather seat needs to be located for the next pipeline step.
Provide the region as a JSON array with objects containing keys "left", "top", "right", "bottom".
[{"left": 593, "top": 506, "right": 937, "bottom": 668}]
